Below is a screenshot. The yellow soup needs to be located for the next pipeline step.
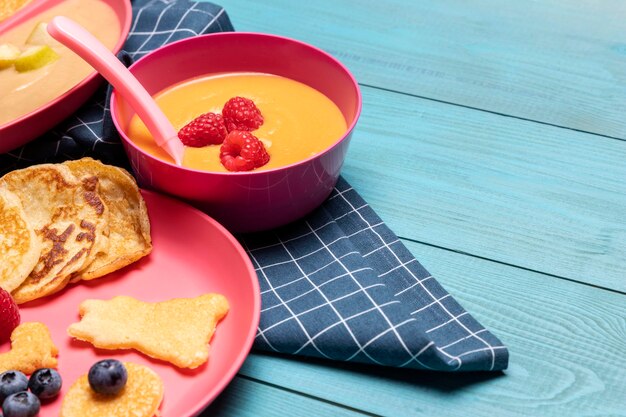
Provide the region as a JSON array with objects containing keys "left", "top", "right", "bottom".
[
  {"left": 126, "top": 72, "right": 348, "bottom": 172},
  {"left": 0, "top": 0, "right": 120, "bottom": 126}
]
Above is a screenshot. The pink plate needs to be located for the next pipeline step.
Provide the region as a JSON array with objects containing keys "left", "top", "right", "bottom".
[
  {"left": 4, "top": 190, "right": 261, "bottom": 416},
  {"left": 0, "top": 0, "right": 132, "bottom": 153}
]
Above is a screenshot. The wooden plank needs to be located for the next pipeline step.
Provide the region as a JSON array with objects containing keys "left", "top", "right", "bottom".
[
  {"left": 339, "top": 85, "right": 626, "bottom": 291},
  {"left": 222, "top": 0, "right": 626, "bottom": 138},
  {"left": 237, "top": 240, "right": 626, "bottom": 417},
  {"left": 206, "top": 0, "right": 626, "bottom": 290},
  {"left": 200, "top": 376, "right": 368, "bottom": 416},
  {"left": 199, "top": 0, "right": 626, "bottom": 289}
]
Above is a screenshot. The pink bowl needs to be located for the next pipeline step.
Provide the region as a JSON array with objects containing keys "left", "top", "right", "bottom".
[
  {"left": 111, "top": 32, "right": 362, "bottom": 233},
  {"left": 0, "top": 0, "right": 131, "bottom": 153}
]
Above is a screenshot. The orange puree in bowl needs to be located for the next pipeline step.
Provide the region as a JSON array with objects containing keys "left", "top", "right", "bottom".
[
  {"left": 0, "top": 0, "right": 120, "bottom": 126},
  {"left": 126, "top": 72, "right": 348, "bottom": 172}
]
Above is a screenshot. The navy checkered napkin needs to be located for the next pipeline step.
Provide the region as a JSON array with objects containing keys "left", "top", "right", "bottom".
[
  {"left": 243, "top": 178, "right": 508, "bottom": 371},
  {"left": 0, "top": 0, "right": 508, "bottom": 371}
]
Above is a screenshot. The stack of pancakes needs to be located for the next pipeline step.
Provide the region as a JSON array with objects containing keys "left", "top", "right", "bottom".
[
  {"left": 0, "top": 0, "right": 33, "bottom": 23},
  {"left": 0, "top": 158, "right": 152, "bottom": 304}
]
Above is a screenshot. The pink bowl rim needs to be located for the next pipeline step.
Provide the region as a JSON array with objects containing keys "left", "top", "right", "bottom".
[
  {"left": 0, "top": 0, "right": 133, "bottom": 130},
  {"left": 112, "top": 31, "right": 362, "bottom": 176}
]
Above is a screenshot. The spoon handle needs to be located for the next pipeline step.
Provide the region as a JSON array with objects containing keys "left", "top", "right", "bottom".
[{"left": 47, "top": 16, "right": 184, "bottom": 165}]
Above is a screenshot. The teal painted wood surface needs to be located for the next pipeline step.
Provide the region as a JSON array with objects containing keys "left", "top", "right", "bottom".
[
  {"left": 193, "top": 1, "right": 626, "bottom": 416},
  {"left": 200, "top": 376, "right": 368, "bottom": 416},
  {"left": 235, "top": 240, "right": 626, "bottom": 417},
  {"left": 342, "top": 86, "right": 626, "bottom": 292},
  {"left": 223, "top": 0, "right": 626, "bottom": 139}
]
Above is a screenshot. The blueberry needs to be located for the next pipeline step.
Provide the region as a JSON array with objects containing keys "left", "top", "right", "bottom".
[
  {"left": 0, "top": 371, "right": 28, "bottom": 403},
  {"left": 1, "top": 391, "right": 40, "bottom": 417},
  {"left": 87, "top": 359, "right": 127, "bottom": 395},
  {"left": 27, "top": 368, "right": 62, "bottom": 400}
]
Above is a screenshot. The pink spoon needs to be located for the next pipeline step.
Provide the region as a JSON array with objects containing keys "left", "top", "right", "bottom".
[{"left": 47, "top": 16, "right": 184, "bottom": 165}]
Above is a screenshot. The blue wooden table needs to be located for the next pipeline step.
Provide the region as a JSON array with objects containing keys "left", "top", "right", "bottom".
[{"left": 200, "top": 1, "right": 626, "bottom": 415}]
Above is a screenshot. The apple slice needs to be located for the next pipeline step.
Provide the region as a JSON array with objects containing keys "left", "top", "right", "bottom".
[
  {"left": 0, "top": 44, "right": 20, "bottom": 69},
  {"left": 25, "top": 22, "right": 58, "bottom": 46},
  {"left": 13, "top": 45, "right": 59, "bottom": 72}
]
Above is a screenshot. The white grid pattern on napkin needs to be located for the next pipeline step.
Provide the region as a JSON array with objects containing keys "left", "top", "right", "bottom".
[
  {"left": 0, "top": 0, "right": 508, "bottom": 371},
  {"left": 243, "top": 178, "right": 508, "bottom": 371}
]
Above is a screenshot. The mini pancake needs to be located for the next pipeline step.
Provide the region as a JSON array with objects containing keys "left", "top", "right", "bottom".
[
  {"left": 0, "top": 164, "right": 109, "bottom": 304},
  {"left": 0, "top": 0, "right": 33, "bottom": 23},
  {"left": 63, "top": 158, "right": 151, "bottom": 281},
  {"left": 60, "top": 362, "right": 163, "bottom": 417},
  {"left": 0, "top": 187, "right": 41, "bottom": 292}
]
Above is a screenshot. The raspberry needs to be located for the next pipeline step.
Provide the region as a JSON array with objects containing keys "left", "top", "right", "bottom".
[
  {"left": 222, "top": 96, "right": 264, "bottom": 132},
  {"left": 220, "top": 131, "right": 270, "bottom": 172},
  {"left": 177, "top": 112, "right": 228, "bottom": 147},
  {"left": 0, "top": 287, "right": 20, "bottom": 344}
]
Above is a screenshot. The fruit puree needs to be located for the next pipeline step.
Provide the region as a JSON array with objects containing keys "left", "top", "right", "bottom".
[
  {"left": 126, "top": 72, "right": 348, "bottom": 172},
  {"left": 0, "top": 0, "right": 120, "bottom": 126}
]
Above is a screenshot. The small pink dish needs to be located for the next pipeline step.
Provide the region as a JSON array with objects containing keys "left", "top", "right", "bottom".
[
  {"left": 0, "top": 0, "right": 131, "bottom": 153},
  {"left": 111, "top": 32, "right": 362, "bottom": 233}
]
